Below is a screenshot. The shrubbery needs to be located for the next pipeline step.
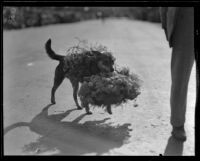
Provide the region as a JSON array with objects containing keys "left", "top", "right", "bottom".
[
  {"left": 3, "top": 7, "right": 161, "bottom": 30},
  {"left": 78, "top": 67, "right": 141, "bottom": 107}
]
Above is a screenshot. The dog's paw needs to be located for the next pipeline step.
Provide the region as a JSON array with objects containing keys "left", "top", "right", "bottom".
[
  {"left": 107, "top": 111, "right": 112, "bottom": 115},
  {"left": 86, "top": 111, "right": 92, "bottom": 115},
  {"left": 77, "top": 107, "right": 82, "bottom": 110}
]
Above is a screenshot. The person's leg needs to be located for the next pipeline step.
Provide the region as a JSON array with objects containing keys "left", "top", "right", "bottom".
[
  {"left": 170, "top": 7, "right": 194, "bottom": 140},
  {"left": 170, "top": 44, "right": 194, "bottom": 127}
]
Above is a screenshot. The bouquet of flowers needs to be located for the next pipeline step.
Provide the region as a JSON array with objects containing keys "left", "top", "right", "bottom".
[{"left": 78, "top": 67, "right": 141, "bottom": 108}]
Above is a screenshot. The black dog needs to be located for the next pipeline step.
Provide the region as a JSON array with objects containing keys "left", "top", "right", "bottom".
[{"left": 45, "top": 39, "right": 115, "bottom": 114}]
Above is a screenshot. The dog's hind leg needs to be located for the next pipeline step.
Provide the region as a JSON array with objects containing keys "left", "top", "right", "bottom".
[
  {"left": 70, "top": 79, "right": 82, "bottom": 110},
  {"left": 51, "top": 64, "right": 65, "bottom": 104},
  {"left": 81, "top": 101, "right": 92, "bottom": 115},
  {"left": 85, "top": 105, "right": 92, "bottom": 115}
]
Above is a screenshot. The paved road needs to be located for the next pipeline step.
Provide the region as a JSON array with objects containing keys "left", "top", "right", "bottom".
[{"left": 3, "top": 19, "right": 196, "bottom": 155}]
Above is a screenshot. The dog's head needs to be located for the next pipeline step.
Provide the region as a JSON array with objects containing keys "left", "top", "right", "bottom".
[{"left": 92, "top": 51, "right": 115, "bottom": 73}]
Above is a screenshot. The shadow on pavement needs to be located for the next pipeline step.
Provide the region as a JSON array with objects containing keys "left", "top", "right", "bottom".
[
  {"left": 4, "top": 104, "right": 132, "bottom": 155},
  {"left": 164, "top": 136, "right": 184, "bottom": 156}
]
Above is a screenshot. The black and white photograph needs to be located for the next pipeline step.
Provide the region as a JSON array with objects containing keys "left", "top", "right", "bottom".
[{"left": 2, "top": 4, "right": 198, "bottom": 156}]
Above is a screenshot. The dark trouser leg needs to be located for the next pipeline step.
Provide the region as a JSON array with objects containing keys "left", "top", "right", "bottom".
[
  {"left": 170, "top": 50, "right": 194, "bottom": 127},
  {"left": 170, "top": 7, "right": 194, "bottom": 127}
]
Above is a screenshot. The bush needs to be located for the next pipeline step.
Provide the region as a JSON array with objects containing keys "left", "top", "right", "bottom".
[
  {"left": 78, "top": 67, "right": 141, "bottom": 107},
  {"left": 129, "top": 7, "right": 160, "bottom": 22},
  {"left": 3, "top": 7, "right": 161, "bottom": 30}
]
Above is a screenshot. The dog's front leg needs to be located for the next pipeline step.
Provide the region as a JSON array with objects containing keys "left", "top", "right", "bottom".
[
  {"left": 85, "top": 104, "right": 92, "bottom": 115},
  {"left": 106, "top": 105, "right": 112, "bottom": 114},
  {"left": 70, "top": 79, "right": 82, "bottom": 110}
]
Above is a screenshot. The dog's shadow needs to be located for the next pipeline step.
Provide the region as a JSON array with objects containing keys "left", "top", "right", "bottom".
[{"left": 4, "top": 104, "right": 132, "bottom": 155}]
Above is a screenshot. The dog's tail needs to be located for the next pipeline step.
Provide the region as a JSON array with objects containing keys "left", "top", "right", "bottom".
[{"left": 45, "top": 39, "right": 64, "bottom": 61}]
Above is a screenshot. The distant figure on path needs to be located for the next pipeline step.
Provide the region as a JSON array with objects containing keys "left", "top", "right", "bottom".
[{"left": 160, "top": 7, "right": 195, "bottom": 141}]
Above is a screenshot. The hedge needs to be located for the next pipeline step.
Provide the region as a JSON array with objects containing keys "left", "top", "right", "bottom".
[{"left": 3, "top": 7, "right": 161, "bottom": 30}]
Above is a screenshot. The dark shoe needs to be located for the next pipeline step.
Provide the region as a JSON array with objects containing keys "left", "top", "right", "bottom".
[{"left": 171, "top": 126, "right": 187, "bottom": 141}]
